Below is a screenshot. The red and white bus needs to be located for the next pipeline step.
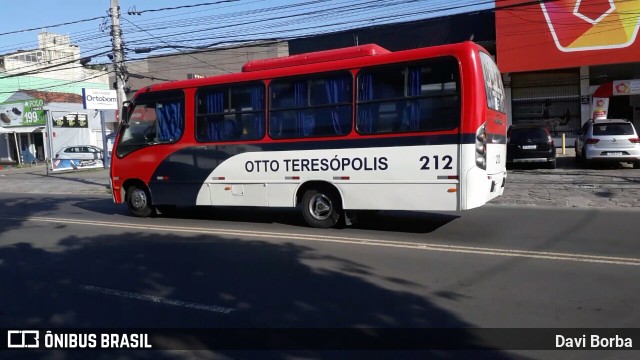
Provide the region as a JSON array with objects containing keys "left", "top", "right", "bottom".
[{"left": 110, "top": 41, "right": 507, "bottom": 228}]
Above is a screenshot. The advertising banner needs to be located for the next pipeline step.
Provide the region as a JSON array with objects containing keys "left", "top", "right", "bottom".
[
  {"left": 52, "top": 113, "right": 89, "bottom": 128},
  {"left": 613, "top": 80, "right": 640, "bottom": 96},
  {"left": 0, "top": 99, "right": 46, "bottom": 127},
  {"left": 496, "top": 0, "right": 640, "bottom": 72},
  {"left": 52, "top": 158, "right": 104, "bottom": 172},
  {"left": 591, "top": 97, "right": 609, "bottom": 120}
]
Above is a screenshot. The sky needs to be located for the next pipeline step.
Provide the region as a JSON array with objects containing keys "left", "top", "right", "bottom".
[{"left": 0, "top": 0, "right": 495, "bottom": 64}]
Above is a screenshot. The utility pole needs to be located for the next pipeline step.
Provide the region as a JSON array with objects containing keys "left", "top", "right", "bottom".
[
  {"left": 108, "top": 0, "right": 126, "bottom": 168},
  {"left": 109, "top": 0, "right": 127, "bottom": 110}
]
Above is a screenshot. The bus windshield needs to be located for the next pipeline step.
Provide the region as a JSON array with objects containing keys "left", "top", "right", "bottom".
[{"left": 116, "top": 91, "right": 185, "bottom": 157}]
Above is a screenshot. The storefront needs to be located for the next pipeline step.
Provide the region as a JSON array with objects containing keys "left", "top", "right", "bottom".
[
  {"left": 1, "top": 91, "right": 114, "bottom": 165},
  {"left": 0, "top": 98, "right": 46, "bottom": 164},
  {"left": 496, "top": 0, "right": 640, "bottom": 146},
  {"left": 508, "top": 69, "right": 581, "bottom": 143}
]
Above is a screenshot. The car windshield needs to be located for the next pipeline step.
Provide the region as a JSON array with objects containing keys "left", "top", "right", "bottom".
[
  {"left": 593, "top": 123, "right": 634, "bottom": 136},
  {"left": 510, "top": 127, "right": 547, "bottom": 142}
]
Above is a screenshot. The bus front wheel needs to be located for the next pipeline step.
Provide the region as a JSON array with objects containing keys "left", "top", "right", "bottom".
[
  {"left": 301, "top": 188, "right": 342, "bottom": 228},
  {"left": 126, "top": 185, "right": 153, "bottom": 217}
]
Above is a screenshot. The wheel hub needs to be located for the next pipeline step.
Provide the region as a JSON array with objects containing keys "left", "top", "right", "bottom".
[
  {"left": 131, "top": 189, "right": 147, "bottom": 210},
  {"left": 309, "top": 194, "right": 332, "bottom": 221}
]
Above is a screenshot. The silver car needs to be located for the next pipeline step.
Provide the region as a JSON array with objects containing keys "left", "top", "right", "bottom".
[
  {"left": 575, "top": 119, "right": 640, "bottom": 168},
  {"left": 55, "top": 145, "right": 104, "bottom": 160}
]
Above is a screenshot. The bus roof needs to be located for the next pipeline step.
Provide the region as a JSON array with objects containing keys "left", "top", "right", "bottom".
[{"left": 241, "top": 44, "right": 390, "bottom": 72}]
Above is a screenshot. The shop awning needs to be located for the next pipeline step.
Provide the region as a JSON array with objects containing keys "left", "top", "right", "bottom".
[{"left": 0, "top": 126, "right": 45, "bottom": 133}]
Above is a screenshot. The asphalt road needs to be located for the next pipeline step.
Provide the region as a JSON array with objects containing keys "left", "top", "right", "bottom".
[{"left": 0, "top": 192, "right": 639, "bottom": 359}]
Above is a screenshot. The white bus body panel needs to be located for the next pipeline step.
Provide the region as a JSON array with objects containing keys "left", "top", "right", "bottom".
[{"left": 195, "top": 145, "right": 466, "bottom": 211}]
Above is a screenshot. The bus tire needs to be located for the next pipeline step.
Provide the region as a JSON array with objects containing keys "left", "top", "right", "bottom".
[
  {"left": 301, "top": 188, "right": 341, "bottom": 228},
  {"left": 126, "top": 185, "right": 153, "bottom": 217}
]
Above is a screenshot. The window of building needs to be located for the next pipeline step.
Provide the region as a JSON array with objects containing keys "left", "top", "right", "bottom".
[{"left": 510, "top": 69, "right": 580, "bottom": 138}]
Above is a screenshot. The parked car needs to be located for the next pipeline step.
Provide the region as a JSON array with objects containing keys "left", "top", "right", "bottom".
[
  {"left": 575, "top": 119, "right": 640, "bottom": 169},
  {"left": 507, "top": 124, "right": 556, "bottom": 169},
  {"left": 55, "top": 145, "right": 104, "bottom": 160}
]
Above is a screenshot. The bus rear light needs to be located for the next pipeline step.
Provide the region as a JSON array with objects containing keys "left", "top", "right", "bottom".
[
  {"left": 475, "top": 123, "right": 487, "bottom": 170},
  {"left": 476, "top": 131, "right": 486, "bottom": 143},
  {"left": 586, "top": 138, "right": 600, "bottom": 144}
]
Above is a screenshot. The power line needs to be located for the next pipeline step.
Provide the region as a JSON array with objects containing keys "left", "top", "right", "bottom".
[
  {"left": 0, "top": 16, "right": 107, "bottom": 38},
  {"left": 126, "top": 0, "right": 242, "bottom": 15}
]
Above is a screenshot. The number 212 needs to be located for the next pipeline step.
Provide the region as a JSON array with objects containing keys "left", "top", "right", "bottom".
[{"left": 420, "top": 155, "right": 453, "bottom": 170}]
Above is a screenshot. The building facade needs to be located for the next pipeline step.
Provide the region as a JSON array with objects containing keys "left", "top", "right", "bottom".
[
  {"left": 496, "top": 0, "right": 640, "bottom": 146},
  {"left": 0, "top": 90, "right": 106, "bottom": 164},
  {"left": 0, "top": 32, "right": 112, "bottom": 164},
  {"left": 0, "top": 32, "right": 110, "bottom": 103}
]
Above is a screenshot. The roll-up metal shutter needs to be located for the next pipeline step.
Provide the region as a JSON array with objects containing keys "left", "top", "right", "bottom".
[{"left": 510, "top": 69, "right": 580, "bottom": 139}]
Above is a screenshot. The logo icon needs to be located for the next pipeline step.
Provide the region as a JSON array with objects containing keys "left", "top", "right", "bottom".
[
  {"left": 540, "top": 0, "right": 640, "bottom": 52},
  {"left": 615, "top": 82, "right": 629, "bottom": 94},
  {"left": 7, "top": 330, "right": 39, "bottom": 348}
]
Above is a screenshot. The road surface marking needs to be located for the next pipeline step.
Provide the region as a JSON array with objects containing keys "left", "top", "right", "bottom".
[
  {"left": 82, "top": 285, "right": 235, "bottom": 314},
  {"left": 10, "top": 216, "right": 640, "bottom": 267}
]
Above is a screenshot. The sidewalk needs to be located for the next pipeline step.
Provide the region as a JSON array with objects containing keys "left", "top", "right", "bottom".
[
  {"left": 490, "top": 148, "right": 640, "bottom": 209},
  {"left": 0, "top": 163, "right": 111, "bottom": 195},
  {"left": 0, "top": 152, "right": 639, "bottom": 210}
]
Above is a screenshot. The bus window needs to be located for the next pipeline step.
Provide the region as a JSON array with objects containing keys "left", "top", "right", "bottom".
[
  {"left": 269, "top": 72, "right": 352, "bottom": 139},
  {"left": 357, "top": 58, "right": 460, "bottom": 134},
  {"left": 480, "top": 52, "right": 506, "bottom": 113},
  {"left": 196, "top": 83, "right": 265, "bottom": 142}
]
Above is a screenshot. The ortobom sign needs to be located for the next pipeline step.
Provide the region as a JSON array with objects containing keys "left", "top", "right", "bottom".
[{"left": 82, "top": 88, "right": 118, "bottom": 110}]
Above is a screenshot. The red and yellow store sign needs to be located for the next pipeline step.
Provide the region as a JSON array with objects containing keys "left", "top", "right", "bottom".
[{"left": 496, "top": 0, "right": 640, "bottom": 73}]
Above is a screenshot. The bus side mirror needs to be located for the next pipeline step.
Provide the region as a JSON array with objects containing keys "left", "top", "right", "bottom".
[{"left": 121, "top": 101, "right": 133, "bottom": 125}]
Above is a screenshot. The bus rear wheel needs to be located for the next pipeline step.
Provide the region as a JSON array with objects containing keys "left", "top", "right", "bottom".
[
  {"left": 126, "top": 185, "right": 153, "bottom": 217},
  {"left": 301, "top": 188, "right": 342, "bottom": 228}
]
